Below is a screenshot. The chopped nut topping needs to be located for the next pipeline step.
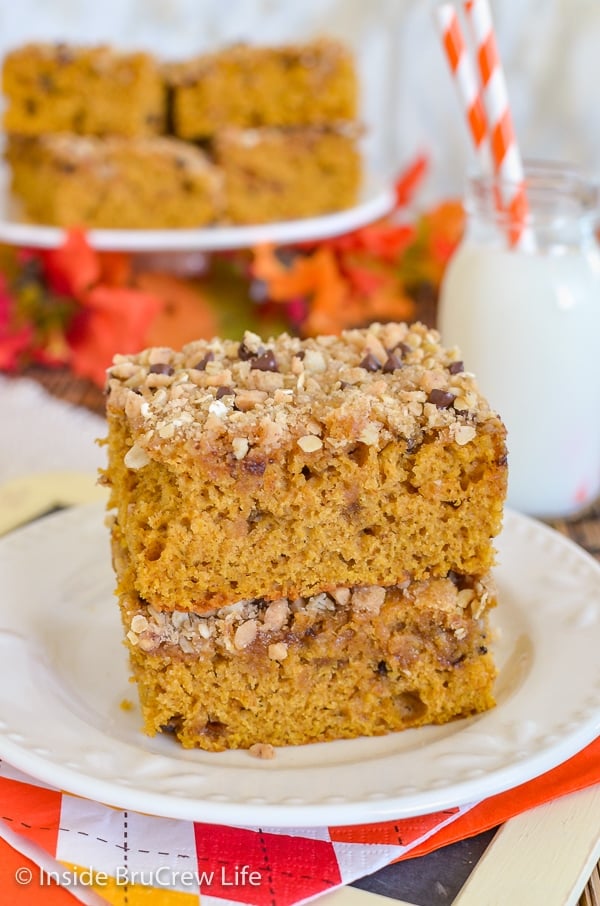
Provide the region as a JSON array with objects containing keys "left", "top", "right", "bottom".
[
  {"left": 456, "top": 588, "right": 476, "bottom": 608},
  {"left": 107, "top": 324, "right": 504, "bottom": 463},
  {"left": 124, "top": 443, "right": 151, "bottom": 470},
  {"left": 297, "top": 435, "right": 323, "bottom": 452},
  {"left": 234, "top": 619, "right": 258, "bottom": 649},
  {"left": 351, "top": 585, "right": 386, "bottom": 614},
  {"left": 263, "top": 598, "right": 290, "bottom": 631},
  {"left": 248, "top": 742, "right": 276, "bottom": 759},
  {"left": 268, "top": 642, "right": 288, "bottom": 660},
  {"left": 453, "top": 425, "right": 477, "bottom": 446},
  {"left": 358, "top": 423, "right": 380, "bottom": 446},
  {"left": 157, "top": 422, "right": 175, "bottom": 439},
  {"left": 122, "top": 574, "right": 494, "bottom": 657},
  {"left": 331, "top": 586, "right": 351, "bottom": 606},
  {"left": 234, "top": 389, "right": 268, "bottom": 411},
  {"left": 302, "top": 348, "right": 326, "bottom": 373},
  {"left": 208, "top": 399, "right": 228, "bottom": 417},
  {"left": 130, "top": 614, "right": 149, "bottom": 633},
  {"left": 232, "top": 437, "right": 250, "bottom": 459}
]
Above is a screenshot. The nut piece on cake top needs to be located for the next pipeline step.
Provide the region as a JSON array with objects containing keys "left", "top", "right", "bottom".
[{"left": 106, "top": 321, "right": 501, "bottom": 462}]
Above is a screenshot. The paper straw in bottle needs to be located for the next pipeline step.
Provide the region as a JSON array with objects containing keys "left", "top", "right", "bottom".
[
  {"left": 435, "top": 3, "right": 491, "bottom": 174},
  {"left": 463, "top": 0, "right": 534, "bottom": 248}
]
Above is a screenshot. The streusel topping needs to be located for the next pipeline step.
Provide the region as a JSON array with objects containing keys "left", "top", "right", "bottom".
[
  {"left": 123, "top": 573, "right": 495, "bottom": 657},
  {"left": 106, "top": 322, "right": 500, "bottom": 463}
]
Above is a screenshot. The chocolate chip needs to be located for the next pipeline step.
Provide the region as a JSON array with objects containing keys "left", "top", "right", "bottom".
[
  {"left": 216, "top": 385, "right": 233, "bottom": 399},
  {"left": 392, "top": 342, "right": 412, "bottom": 357},
  {"left": 479, "top": 646, "right": 488, "bottom": 655},
  {"left": 251, "top": 350, "right": 279, "bottom": 372},
  {"left": 376, "top": 661, "right": 389, "bottom": 676},
  {"left": 238, "top": 341, "right": 262, "bottom": 361},
  {"left": 148, "top": 363, "right": 174, "bottom": 376},
  {"left": 427, "top": 388, "right": 456, "bottom": 409},
  {"left": 359, "top": 353, "right": 381, "bottom": 372},
  {"left": 448, "top": 360, "right": 464, "bottom": 374},
  {"left": 382, "top": 353, "right": 403, "bottom": 373},
  {"left": 192, "top": 351, "right": 214, "bottom": 371},
  {"left": 293, "top": 350, "right": 306, "bottom": 360}
]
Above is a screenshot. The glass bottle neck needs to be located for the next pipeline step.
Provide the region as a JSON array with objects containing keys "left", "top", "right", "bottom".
[{"left": 463, "top": 162, "right": 600, "bottom": 253}]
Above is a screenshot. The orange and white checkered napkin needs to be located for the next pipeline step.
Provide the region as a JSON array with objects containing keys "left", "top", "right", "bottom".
[{"left": 1, "top": 738, "right": 599, "bottom": 906}]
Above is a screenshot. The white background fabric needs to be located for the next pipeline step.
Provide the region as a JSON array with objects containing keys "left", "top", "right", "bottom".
[
  {"left": 0, "top": 0, "right": 599, "bottom": 202},
  {"left": 0, "top": 375, "right": 105, "bottom": 482}
]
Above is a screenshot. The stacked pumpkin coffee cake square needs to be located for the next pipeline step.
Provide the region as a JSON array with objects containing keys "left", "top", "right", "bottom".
[{"left": 102, "top": 322, "right": 506, "bottom": 751}]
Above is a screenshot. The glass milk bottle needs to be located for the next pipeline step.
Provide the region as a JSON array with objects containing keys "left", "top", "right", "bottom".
[{"left": 438, "top": 163, "right": 600, "bottom": 519}]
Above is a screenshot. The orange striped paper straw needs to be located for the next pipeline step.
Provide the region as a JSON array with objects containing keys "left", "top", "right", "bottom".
[
  {"left": 463, "top": 0, "right": 533, "bottom": 248},
  {"left": 435, "top": 3, "right": 490, "bottom": 173}
]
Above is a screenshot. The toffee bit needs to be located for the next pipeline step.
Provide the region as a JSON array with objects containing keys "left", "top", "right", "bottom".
[
  {"left": 216, "top": 385, "right": 234, "bottom": 399},
  {"left": 427, "top": 388, "right": 456, "bottom": 409},
  {"left": 251, "top": 350, "right": 279, "bottom": 372},
  {"left": 243, "top": 458, "right": 267, "bottom": 476},
  {"left": 448, "top": 360, "right": 465, "bottom": 374},
  {"left": 193, "top": 351, "right": 214, "bottom": 371},
  {"left": 148, "top": 363, "right": 174, "bottom": 376},
  {"left": 382, "top": 353, "right": 403, "bottom": 373},
  {"left": 359, "top": 353, "right": 381, "bottom": 372}
]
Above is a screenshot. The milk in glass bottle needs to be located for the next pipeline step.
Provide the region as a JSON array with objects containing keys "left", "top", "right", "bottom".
[{"left": 438, "top": 163, "right": 600, "bottom": 518}]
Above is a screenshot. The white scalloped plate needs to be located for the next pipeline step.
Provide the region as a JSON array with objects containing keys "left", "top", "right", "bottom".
[
  {"left": 0, "top": 502, "right": 598, "bottom": 827},
  {"left": 0, "top": 163, "right": 395, "bottom": 251}
]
